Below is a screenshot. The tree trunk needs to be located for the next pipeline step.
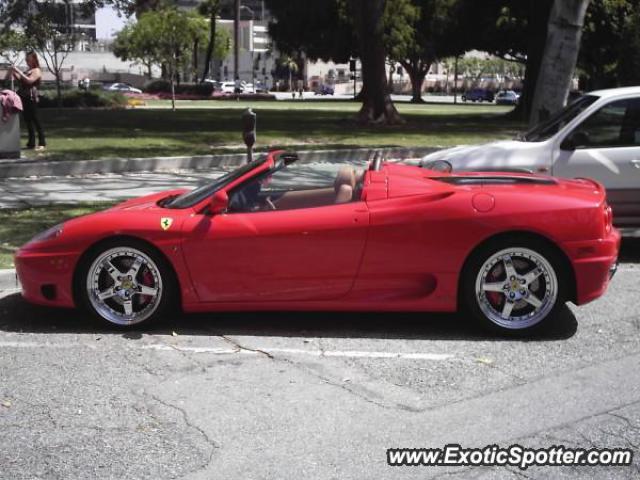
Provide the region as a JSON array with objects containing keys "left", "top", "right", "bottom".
[
  {"left": 529, "top": 0, "right": 590, "bottom": 126},
  {"left": 55, "top": 72, "right": 62, "bottom": 107},
  {"left": 510, "top": 0, "right": 553, "bottom": 121},
  {"left": 402, "top": 60, "right": 430, "bottom": 104},
  {"left": 201, "top": 12, "right": 217, "bottom": 83},
  {"left": 193, "top": 38, "right": 199, "bottom": 82},
  {"left": 351, "top": 0, "right": 403, "bottom": 125},
  {"left": 170, "top": 65, "right": 176, "bottom": 111}
]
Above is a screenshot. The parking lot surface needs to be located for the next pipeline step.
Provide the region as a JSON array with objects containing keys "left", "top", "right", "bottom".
[{"left": 1, "top": 256, "right": 639, "bottom": 478}]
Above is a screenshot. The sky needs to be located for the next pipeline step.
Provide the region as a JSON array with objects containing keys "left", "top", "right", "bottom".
[{"left": 95, "top": 6, "right": 130, "bottom": 40}]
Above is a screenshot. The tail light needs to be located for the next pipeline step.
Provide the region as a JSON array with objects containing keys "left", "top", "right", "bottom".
[{"left": 603, "top": 203, "right": 613, "bottom": 234}]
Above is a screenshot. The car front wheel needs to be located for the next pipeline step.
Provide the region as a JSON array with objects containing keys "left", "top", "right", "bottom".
[
  {"left": 462, "top": 241, "right": 566, "bottom": 335},
  {"left": 78, "top": 241, "right": 176, "bottom": 328}
]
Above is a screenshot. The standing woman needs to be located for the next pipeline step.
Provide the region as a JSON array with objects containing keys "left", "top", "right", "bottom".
[{"left": 11, "top": 51, "right": 46, "bottom": 150}]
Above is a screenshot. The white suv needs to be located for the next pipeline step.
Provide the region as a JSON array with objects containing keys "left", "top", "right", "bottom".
[{"left": 421, "top": 86, "right": 640, "bottom": 226}]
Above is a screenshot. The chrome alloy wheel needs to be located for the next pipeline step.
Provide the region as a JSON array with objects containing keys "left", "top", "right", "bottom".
[
  {"left": 474, "top": 247, "right": 558, "bottom": 330},
  {"left": 86, "top": 247, "right": 163, "bottom": 326}
]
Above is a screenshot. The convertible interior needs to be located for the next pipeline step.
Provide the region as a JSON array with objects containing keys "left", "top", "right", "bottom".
[{"left": 228, "top": 166, "right": 366, "bottom": 213}]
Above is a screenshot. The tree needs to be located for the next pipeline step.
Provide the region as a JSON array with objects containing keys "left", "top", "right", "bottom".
[
  {"left": 113, "top": 22, "right": 157, "bottom": 78},
  {"left": 266, "top": 0, "right": 355, "bottom": 63},
  {"left": 530, "top": 0, "right": 591, "bottom": 126},
  {"left": 120, "top": 8, "right": 207, "bottom": 110},
  {"left": 267, "top": 0, "right": 404, "bottom": 123},
  {"left": 23, "top": 1, "right": 79, "bottom": 106},
  {"left": 616, "top": 6, "right": 640, "bottom": 86},
  {"left": 278, "top": 55, "right": 299, "bottom": 91},
  {"left": 388, "top": 0, "right": 467, "bottom": 103},
  {"left": 349, "top": 0, "right": 403, "bottom": 124},
  {"left": 383, "top": 0, "right": 420, "bottom": 101},
  {"left": 0, "top": 30, "right": 26, "bottom": 90},
  {"left": 198, "top": 0, "right": 221, "bottom": 82},
  {"left": 578, "top": 0, "right": 640, "bottom": 90},
  {"left": 455, "top": 0, "right": 553, "bottom": 120}
]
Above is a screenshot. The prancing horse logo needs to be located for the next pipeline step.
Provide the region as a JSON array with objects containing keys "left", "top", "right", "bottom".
[{"left": 160, "top": 217, "right": 173, "bottom": 231}]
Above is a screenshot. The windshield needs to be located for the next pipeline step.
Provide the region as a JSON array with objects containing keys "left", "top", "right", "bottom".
[
  {"left": 164, "top": 155, "right": 268, "bottom": 209},
  {"left": 521, "top": 95, "right": 598, "bottom": 142}
]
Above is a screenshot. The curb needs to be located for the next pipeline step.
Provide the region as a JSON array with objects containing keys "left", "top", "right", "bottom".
[
  {"left": 0, "top": 269, "right": 18, "bottom": 290},
  {"left": 0, "top": 147, "right": 439, "bottom": 179}
]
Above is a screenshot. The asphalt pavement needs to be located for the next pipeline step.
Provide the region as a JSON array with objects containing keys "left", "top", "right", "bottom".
[{"left": 0, "top": 264, "right": 639, "bottom": 479}]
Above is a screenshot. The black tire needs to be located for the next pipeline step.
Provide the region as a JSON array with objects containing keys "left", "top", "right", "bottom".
[
  {"left": 460, "top": 237, "right": 568, "bottom": 336},
  {"left": 75, "top": 239, "right": 178, "bottom": 329}
]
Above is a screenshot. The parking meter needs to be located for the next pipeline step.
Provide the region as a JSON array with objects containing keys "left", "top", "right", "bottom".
[{"left": 242, "top": 108, "right": 256, "bottom": 163}]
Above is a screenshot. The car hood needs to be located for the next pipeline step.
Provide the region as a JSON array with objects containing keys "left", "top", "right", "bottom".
[
  {"left": 109, "top": 189, "right": 189, "bottom": 211},
  {"left": 421, "top": 140, "right": 548, "bottom": 172}
]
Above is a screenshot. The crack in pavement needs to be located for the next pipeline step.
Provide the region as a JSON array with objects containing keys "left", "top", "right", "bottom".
[
  {"left": 143, "top": 389, "right": 219, "bottom": 476},
  {"left": 216, "top": 333, "right": 423, "bottom": 412},
  {"left": 220, "top": 334, "right": 274, "bottom": 359}
]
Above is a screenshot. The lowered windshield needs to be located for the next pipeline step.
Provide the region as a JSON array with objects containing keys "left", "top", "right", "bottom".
[
  {"left": 521, "top": 95, "right": 598, "bottom": 142},
  {"left": 163, "top": 155, "right": 268, "bottom": 209}
]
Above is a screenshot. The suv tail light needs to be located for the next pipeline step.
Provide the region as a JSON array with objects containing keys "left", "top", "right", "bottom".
[{"left": 604, "top": 203, "right": 613, "bottom": 234}]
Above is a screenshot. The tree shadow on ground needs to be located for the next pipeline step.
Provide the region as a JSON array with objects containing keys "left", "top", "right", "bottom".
[{"left": 0, "top": 291, "right": 577, "bottom": 342}]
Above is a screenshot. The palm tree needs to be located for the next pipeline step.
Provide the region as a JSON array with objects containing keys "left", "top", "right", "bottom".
[
  {"left": 279, "top": 56, "right": 299, "bottom": 91},
  {"left": 198, "top": 0, "right": 221, "bottom": 83}
]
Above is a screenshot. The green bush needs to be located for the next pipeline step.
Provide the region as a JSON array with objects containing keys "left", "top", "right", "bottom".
[
  {"left": 38, "top": 90, "right": 129, "bottom": 109},
  {"left": 144, "top": 79, "right": 171, "bottom": 93},
  {"left": 143, "top": 80, "right": 214, "bottom": 96}
]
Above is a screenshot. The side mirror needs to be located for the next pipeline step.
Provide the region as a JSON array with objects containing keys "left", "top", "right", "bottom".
[
  {"left": 209, "top": 190, "right": 229, "bottom": 215},
  {"left": 561, "top": 131, "right": 589, "bottom": 151}
]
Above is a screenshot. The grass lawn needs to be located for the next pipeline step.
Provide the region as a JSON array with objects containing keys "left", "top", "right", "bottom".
[
  {"left": 0, "top": 203, "right": 111, "bottom": 268},
  {"left": 21, "top": 100, "right": 522, "bottom": 161}
]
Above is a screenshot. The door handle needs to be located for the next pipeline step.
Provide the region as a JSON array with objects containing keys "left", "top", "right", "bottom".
[{"left": 631, "top": 160, "right": 640, "bottom": 169}]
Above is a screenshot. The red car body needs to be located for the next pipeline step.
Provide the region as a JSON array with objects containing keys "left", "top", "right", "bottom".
[{"left": 15, "top": 151, "right": 619, "bottom": 319}]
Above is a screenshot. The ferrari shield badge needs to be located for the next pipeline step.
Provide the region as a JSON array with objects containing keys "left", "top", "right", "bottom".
[{"left": 160, "top": 217, "right": 173, "bottom": 231}]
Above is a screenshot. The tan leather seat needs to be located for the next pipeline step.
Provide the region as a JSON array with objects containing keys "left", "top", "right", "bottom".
[{"left": 334, "top": 167, "right": 355, "bottom": 204}]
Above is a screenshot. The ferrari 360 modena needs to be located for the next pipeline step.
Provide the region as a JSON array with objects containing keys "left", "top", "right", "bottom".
[{"left": 15, "top": 150, "right": 620, "bottom": 335}]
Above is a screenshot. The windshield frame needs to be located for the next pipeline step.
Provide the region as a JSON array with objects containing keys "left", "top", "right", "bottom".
[
  {"left": 163, "top": 154, "right": 270, "bottom": 209},
  {"left": 521, "top": 95, "right": 599, "bottom": 143}
]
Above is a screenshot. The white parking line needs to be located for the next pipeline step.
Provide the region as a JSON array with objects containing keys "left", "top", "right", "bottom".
[
  {"left": 141, "top": 344, "right": 454, "bottom": 360},
  {"left": 0, "top": 339, "right": 453, "bottom": 361},
  {"left": 0, "top": 340, "right": 96, "bottom": 349}
]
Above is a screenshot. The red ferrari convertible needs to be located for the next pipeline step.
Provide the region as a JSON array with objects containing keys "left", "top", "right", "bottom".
[{"left": 15, "top": 151, "right": 620, "bottom": 334}]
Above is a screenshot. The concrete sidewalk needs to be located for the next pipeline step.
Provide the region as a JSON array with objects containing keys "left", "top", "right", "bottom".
[{"left": 0, "top": 160, "right": 379, "bottom": 208}]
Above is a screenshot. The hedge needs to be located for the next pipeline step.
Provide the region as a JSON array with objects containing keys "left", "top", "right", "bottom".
[
  {"left": 143, "top": 80, "right": 214, "bottom": 96},
  {"left": 38, "top": 90, "right": 129, "bottom": 109}
]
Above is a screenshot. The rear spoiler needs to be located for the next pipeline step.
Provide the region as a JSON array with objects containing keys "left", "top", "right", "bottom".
[{"left": 573, "top": 177, "right": 605, "bottom": 192}]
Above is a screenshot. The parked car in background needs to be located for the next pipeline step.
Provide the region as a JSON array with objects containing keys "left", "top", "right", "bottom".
[
  {"left": 421, "top": 86, "right": 640, "bottom": 226},
  {"left": 495, "top": 90, "right": 520, "bottom": 105},
  {"left": 219, "top": 82, "right": 239, "bottom": 94},
  {"left": 461, "top": 88, "right": 495, "bottom": 103},
  {"left": 104, "top": 83, "right": 142, "bottom": 94},
  {"left": 314, "top": 84, "right": 335, "bottom": 95}
]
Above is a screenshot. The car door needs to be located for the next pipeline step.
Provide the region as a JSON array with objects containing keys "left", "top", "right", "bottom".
[
  {"left": 181, "top": 201, "right": 369, "bottom": 303},
  {"left": 553, "top": 97, "right": 640, "bottom": 225}
]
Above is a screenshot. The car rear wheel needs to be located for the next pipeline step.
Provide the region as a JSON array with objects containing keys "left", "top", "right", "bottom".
[
  {"left": 78, "top": 241, "right": 176, "bottom": 328},
  {"left": 462, "top": 240, "right": 566, "bottom": 335}
]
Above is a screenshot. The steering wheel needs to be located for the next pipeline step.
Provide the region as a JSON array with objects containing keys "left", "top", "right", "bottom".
[{"left": 370, "top": 155, "right": 383, "bottom": 171}]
